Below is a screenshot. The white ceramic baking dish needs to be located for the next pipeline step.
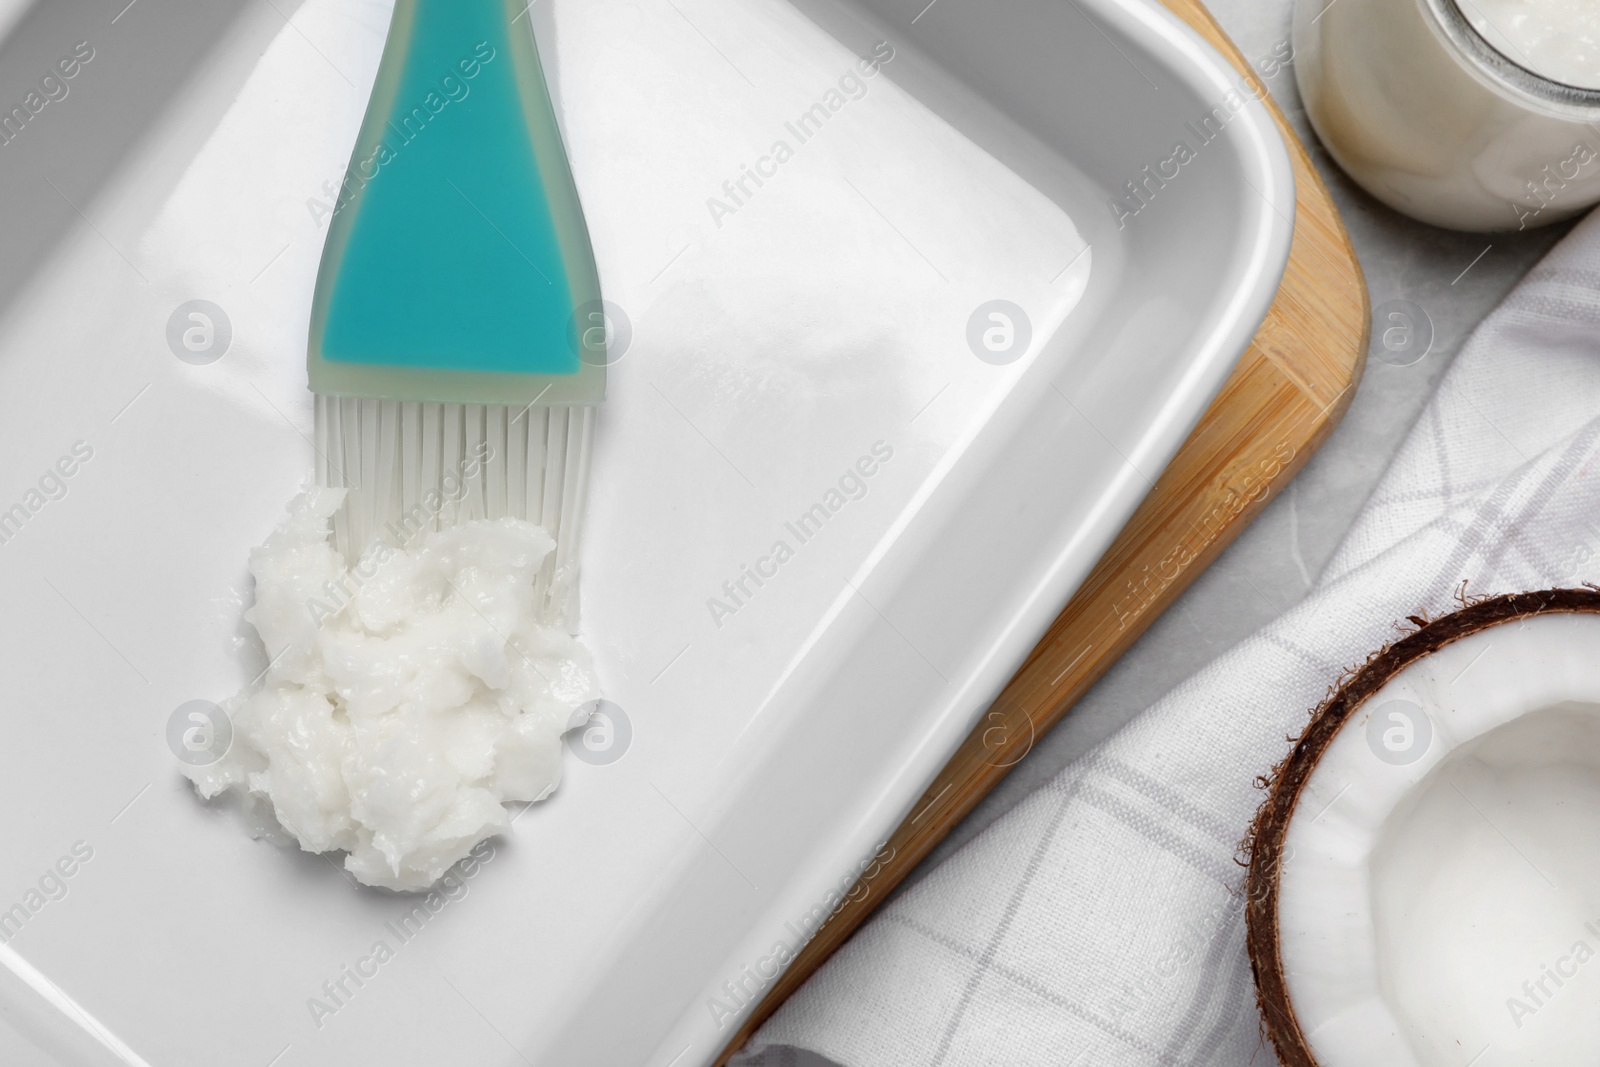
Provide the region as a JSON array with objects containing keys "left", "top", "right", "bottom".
[{"left": 0, "top": 0, "right": 1290, "bottom": 1063}]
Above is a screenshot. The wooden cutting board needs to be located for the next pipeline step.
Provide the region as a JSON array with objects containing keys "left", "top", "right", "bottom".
[{"left": 716, "top": 0, "right": 1368, "bottom": 1059}]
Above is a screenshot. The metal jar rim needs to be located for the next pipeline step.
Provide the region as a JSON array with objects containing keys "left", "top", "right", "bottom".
[{"left": 1422, "top": 0, "right": 1600, "bottom": 116}]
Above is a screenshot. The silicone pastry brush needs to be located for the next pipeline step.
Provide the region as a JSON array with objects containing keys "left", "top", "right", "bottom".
[{"left": 308, "top": 0, "right": 605, "bottom": 626}]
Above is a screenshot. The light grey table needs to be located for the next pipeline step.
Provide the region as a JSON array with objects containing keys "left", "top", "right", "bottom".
[{"left": 903, "top": 0, "right": 1576, "bottom": 880}]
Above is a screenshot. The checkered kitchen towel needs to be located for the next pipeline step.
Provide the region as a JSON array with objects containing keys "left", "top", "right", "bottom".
[{"left": 733, "top": 208, "right": 1600, "bottom": 1065}]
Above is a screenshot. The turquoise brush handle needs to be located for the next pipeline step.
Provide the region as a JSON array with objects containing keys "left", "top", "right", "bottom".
[{"left": 308, "top": 0, "right": 605, "bottom": 407}]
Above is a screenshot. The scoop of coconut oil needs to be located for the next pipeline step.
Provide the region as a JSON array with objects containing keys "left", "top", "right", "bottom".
[{"left": 183, "top": 489, "right": 599, "bottom": 891}]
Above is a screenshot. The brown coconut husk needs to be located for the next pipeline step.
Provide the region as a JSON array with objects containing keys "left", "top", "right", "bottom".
[{"left": 1242, "top": 586, "right": 1600, "bottom": 1066}]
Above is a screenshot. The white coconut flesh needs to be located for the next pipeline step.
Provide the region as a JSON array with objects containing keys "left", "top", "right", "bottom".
[{"left": 1278, "top": 611, "right": 1600, "bottom": 1067}]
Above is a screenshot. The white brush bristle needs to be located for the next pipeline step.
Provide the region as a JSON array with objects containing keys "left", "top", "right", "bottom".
[{"left": 313, "top": 396, "right": 596, "bottom": 629}]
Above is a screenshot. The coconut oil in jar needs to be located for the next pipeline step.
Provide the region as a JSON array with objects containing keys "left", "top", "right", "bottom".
[{"left": 1293, "top": 0, "right": 1600, "bottom": 230}]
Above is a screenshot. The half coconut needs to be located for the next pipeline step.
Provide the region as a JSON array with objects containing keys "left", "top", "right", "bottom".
[{"left": 1246, "top": 588, "right": 1600, "bottom": 1067}]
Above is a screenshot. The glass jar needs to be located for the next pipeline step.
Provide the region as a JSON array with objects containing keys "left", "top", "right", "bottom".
[{"left": 1293, "top": 0, "right": 1600, "bottom": 231}]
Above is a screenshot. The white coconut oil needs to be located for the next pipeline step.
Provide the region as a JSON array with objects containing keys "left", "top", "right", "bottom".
[
  {"left": 1293, "top": 0, "right": 1600, "bottom": 231},
  {"left": 183, "top": 489, "right": 599, "bottom": 891},
  {"left": 1462, "top": 0, "right": 1600, "bottom": 89}
]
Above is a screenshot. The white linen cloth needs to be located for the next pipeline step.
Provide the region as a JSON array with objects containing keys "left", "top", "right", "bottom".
[{"left": 735, "top": 208, "right": 1600, "bottom": 1066}]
